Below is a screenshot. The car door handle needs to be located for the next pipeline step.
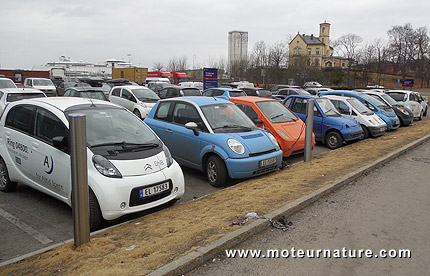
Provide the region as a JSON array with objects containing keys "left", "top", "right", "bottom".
[
  {"left": 165, "top": 129, "right": 173, "bottom": 133},
  {"left": 32, "top": 142, "right": 39, "bottom": 149}
]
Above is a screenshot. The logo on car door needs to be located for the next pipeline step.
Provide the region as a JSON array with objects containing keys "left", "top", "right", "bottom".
[{"left": 44, "top": 155, "right": 54, "bottom": 174}]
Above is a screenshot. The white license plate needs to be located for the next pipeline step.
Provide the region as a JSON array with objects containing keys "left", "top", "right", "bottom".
[
  {"left": 259, "top": 157, "right": 277, "bottom": 167},
  {"left": 139, "top": 182, "right": 169, "bottom": 198}
]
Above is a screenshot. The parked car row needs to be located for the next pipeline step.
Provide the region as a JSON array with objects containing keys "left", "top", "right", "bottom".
[{"left": 0, "top": 75, "right": 428, "bottom": 232}]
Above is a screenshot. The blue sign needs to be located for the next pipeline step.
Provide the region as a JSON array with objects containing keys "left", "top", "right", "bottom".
[
  {"left": 203, "top": 68, "right": 218, "bottom": 90},
  {"left": 402, "top": 79, "right": 414, "bottom": 87}
]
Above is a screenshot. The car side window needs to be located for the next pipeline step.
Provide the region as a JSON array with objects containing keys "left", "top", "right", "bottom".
[
  {"left": 159, "top": 88, "right": 168, "bottom": 98},
  {"left": 35, "top": 108, "right": 68, "bottom": 146},
  {"left": 154, "top": 101, "right": 173, "bottom": 122},
  {"left": 284, "top": 97, "right": 292, "bottom": 107},
  {"left": 202, "top": 90, "right": 212, "bottom": 97},
  {"left": 5, "top": 105, "right": 35, "bottom": 135},
  {"left": 121, "top": 89, "right": 133, "bottom": 101},
  {"left": 167, "top": 88, "right": 177, "bottom": 97},
  {"left": 235, "top": 104, "right": 259, "bottom": 121},
  {"left": 111, "top": 87, "right": 121, "bottom": 97},
  {"left": 290, "top": 98, "right": 307, "bottom": 114},
  {"left": 331, "top": 99, "right": 350, "bottom": 115},
  {"left": 172, "top": 103, "right": 205, "bottom": 130}
]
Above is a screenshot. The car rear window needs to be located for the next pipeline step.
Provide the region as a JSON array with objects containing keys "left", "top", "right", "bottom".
[
  {"left": 7, "top": 93, "right": 46, "bottom": 102},
  {"left": 386, "top": 92, "right": 406, "bottom": 102},
  {"left": 229, "top": 91, "right": 246, "bottom": 97},
  {"left": 182, "top": 88, "right": 201, "bottom": 96}
]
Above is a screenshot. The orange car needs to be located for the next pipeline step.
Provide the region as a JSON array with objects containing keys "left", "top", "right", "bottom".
[{"left": 230, "top": 96, "right": 315, "bottom": 157}]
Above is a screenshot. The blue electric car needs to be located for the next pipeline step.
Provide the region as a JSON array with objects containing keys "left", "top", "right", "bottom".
[
  {"left": 319, "top": 91, "right": 400, "bottom": 131},
  {"left": 202, "top": 87, "right": 246, "bottom": 100},
  {"left": 144, "top": 97, "right": 283, "bottom": 187},
  {"left": 283, "top": 95, "right": 363, "bottom": 149}
]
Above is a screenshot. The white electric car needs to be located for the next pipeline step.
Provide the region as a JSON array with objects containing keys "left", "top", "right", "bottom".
[
  {"left": 324, "top": 95, "right": 387, "bottom": 139},
  {"left": 0, "top": 97, "right": 184, "bottom": 230}
]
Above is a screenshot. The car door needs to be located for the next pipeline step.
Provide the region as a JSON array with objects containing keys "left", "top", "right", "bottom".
[
  {"left": 3, "top": 105, "right": 35, "bottom": 183},
  {"left": 120, "top": 88, "right": 137, "bottom": 111},
  {"left": 109, "top": 87, "right": 122, "bottom": 105},
  {"left": 30, "top": 107, "right": 71, "bottom": 201},
  {"left": 162, "top": 102, "right": 202, "bottom": 167},
  {"left": 290, "top": 97, "right": 322, "bottom": 141}
]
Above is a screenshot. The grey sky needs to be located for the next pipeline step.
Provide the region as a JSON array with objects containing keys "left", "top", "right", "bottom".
[{"left": 0, "top": 0, "right": 429, "bottom": 70}]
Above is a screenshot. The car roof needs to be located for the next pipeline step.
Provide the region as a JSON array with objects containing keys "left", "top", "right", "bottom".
[
  {"left": 68, "top": 87, "right": 104, "bottom": 92},
  {"left": 160, "top": 96, "right": 231, "bottom": 106},
  {"left": 362, "top": 91, "right": 384, "bottom": 95},
  {"left": 323, "top": 94, "right": 355, "bottom": 100},
  {"left": 12, "top": 97, "right": 118, "bottom": 112},
  {"left": 118, "top": 85, "right": 152, "bottom": 90},
  {"left": 209, "top": 88, "right": 243, "bottom": 92},
  {"left": 230, "top": 96, "right": 276, "bottom": 103}
]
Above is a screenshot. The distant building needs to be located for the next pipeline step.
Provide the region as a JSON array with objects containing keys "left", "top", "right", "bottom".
[
  {"left": 288, "top": 22, "right": 349, "bottom": 68},
  {"left": 228, "top": 31, "right": 248, "bottom": 65}
]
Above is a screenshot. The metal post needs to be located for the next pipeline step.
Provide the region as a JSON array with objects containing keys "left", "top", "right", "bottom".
[
  {"left": 69, "top": 114, "right": 90, "bottom": 247},
  {"left": 304, "top": 99, "right": 314, "bottom": 162}
]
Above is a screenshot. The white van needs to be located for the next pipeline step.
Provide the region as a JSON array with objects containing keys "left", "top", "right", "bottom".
[
  {"left": 24, "top": 77, "right": 57, "bottom": 97},
  {"left": 0, "top": 97, "right": 184, "bottom": 230},
  {"left": 325, "top": 95, "right": 387, "bottom": 139},
  {"left": 144, "top": 77, "right": 170, "bottom": 87}
]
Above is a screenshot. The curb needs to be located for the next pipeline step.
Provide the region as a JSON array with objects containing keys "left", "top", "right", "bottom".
[{"left": 148, "top": 134, "right": 430, "bottom": 276}]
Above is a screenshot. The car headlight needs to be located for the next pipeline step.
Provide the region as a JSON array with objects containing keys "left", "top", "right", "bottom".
[
  {"left": 92, "top": 155, "right": 122, "bottom": 178},
  {"left": 398, "top": 107, "right": 409, "bottom": 115},
  {"left": 163, "top": 144, "right": 173, "bottom": 167},
  {"left": 381, "top": 110, "right": 388, "bottom": 116},
  {"left": 227, "top": 139, "right": 245, "bottom": 155},
  {"left": 267, "top": 132, "right": 279, "bottom": 147},
  {"left": 278, "top": 129, "right": 290, "bottom": 139}
]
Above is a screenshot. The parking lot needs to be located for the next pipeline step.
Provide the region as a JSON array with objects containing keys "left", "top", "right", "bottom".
[{"left": 0, "top": 144, "right": 328, "bottom": 263}]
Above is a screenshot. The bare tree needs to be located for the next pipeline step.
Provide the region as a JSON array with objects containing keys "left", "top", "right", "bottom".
[
  {"left": 268, "top": 40, "right": 288, "bottom": 69},
  {"left": 250, "top": 41, "right": 268, "bottom": 68},
  {"left": 167, "top": 56, "right": 189, "bottom": 71},
  {"left": 334, "top": 33, "right": 363, "bottom": 86},
  {"left": 152, "top": 62, "right": 164, "bottom": 71}
]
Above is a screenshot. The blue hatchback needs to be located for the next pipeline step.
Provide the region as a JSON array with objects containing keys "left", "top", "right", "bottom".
[
  {"left": 202, "top": 87, "right": 246, "bottom": 100},
  {"left": 144, "top": 97, "right": 283, "bottom": 187},
  {"left": 283, "top": 95, "right": 363, "bottom": 149},
  {"left": 319, "top": 91, "right": 400, "bottom": 131}
]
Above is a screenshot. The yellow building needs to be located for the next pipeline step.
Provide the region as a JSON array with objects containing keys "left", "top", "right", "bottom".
[{"left": 289, "top": 22, "right": 349, "bottom": 68}]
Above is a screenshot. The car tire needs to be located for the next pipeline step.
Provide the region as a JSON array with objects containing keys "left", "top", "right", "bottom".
[
  {"left": 0, "top": 158, "right": 17, "bottom": 192},
  {"left": 361, "top": 125, "right": 369, "bottom": 139},
  {"left": 206, "top": 156, "right": 227, "bottom": 187},
  {"left": 89, "top": 189, "right": 103, "bottom": 231},
  {"left": 133, "top": 109, "right": 142, "bottom": 119},
  {"left": 325, "top": 131, "right": 343, "bottom": 150},
  {"left": 418, "top": 110, "right": 423, "bottom": 121},
  {"left": 424, "top": 107, "right": 428, "bottom": 117}
]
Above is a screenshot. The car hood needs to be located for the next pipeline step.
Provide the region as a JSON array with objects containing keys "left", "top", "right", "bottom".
[
  {"left": 273, "top": 120, "right": 305, "bottom": 141},
  {"left": 228, "top": 130, "right": 277, "bottom": 154},
  {"left": 109, "top": 151, "right": 167, "bottom": 177},
  {"left": 33, "top": 86, "right": 56, "bottom": 89}
]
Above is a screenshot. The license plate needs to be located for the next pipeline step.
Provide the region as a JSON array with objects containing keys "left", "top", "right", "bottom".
[
  {"left": 259, "top": 157, "right": 277, "bottom": 167},
  {"left": 139, "top": 182, "right": 169, "bottom": 198}
]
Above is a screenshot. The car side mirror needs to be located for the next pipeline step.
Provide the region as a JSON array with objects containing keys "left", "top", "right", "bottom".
[
  {"left": 185, "top": 122, "right": 199, "bottom": 136},
  {"left": 253, "top": 119, "right": 263, "bottom": 125},
  {"left": 52, "top": 136, "right": 69, "bottom": 153}
]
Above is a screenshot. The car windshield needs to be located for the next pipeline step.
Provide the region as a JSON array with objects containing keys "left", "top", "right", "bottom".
[
  {"left": 201, "top": 103, "right": 257, "bottom": 133},
  {"left": 256, "top": 101, "right": 297, "bottom": 123},
  {"left": 78, "top": 91, "right": 107, "bottom": 101},
  {"left": 378, "top": 94, "right": 398, "bottom": 106},
  {"left": 346, "top": 98, "right": 372, "bottom": 115},
  {"left": 257, "top": 89, "right": 272, "bottom": 98},
  {"left": 68, "top": 107, "right": 158, "bottom": 148},
  {"left": 360, "top": 93, "right": 387, "bottom": 107},
  {"left": 132, "top": 88, "right": 160, "bottom": 101},
  {"left": 316, "top": 98, "right": 341, "bottom": 117},
  {"left": 6, "top": 93, "right": 46, "bottom": 102},
  {"left": 386, "top": 92, "right": 407, "bottom": 102},
  {"left": 229, "top": 91, "right": 246, "bottom": 97},
  {"left": 182, "top": 88, "right": 201, "bottom": 96},
  {"left": 33, "top": 79, "right": 54, "bottom": 86},
  {"left": 0, "top": 79, "right": 17, "bottom": 88}
]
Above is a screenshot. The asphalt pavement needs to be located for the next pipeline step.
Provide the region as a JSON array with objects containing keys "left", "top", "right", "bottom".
[{"left": 188, "top": 139, "right": 430, "bottom": 276}]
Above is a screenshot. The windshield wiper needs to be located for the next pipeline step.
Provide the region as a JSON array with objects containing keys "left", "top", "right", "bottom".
[
  {"left": 212, "top": 124, "right": 252, "bottom": 131},
  {"left": 270, "top": 113, "right": 284, "bottom": 120},
  {"left": 90, "top": 142, "right": 159, "bottom": 149}
]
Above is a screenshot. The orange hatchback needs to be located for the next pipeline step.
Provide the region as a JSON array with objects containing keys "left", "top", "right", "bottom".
[{"left": 230, "top": 96, "right": 314, "bottom": 157}]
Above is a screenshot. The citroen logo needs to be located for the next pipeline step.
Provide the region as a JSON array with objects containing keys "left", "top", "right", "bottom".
[{"left": 144, "top": 164, "right": 152, "bottom": 171}]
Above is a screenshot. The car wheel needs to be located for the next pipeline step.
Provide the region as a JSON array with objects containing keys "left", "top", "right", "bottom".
[
  {"left": 133, "top": 109, "right": 142, "bottom": 119},
  {"left": 418, "top": 110, "right": 423, "bottom": 121},
  {"left": 361, "top": 125, "right": 369, "bottom": 139},
  {"left": 89, "top": 189, "right": 103, "bottom": 231},
  {"left": 206, "top": 156, "right": 227, "bottom": 187},
  {"left": 325, "top": 131, "right": 343, "bottom": 150},
  {"left": 424, "top": 107, "right": 428, "bottom": 117},
  {"left": 0, "top": 159, "right": 17, "bottom": 192}
]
